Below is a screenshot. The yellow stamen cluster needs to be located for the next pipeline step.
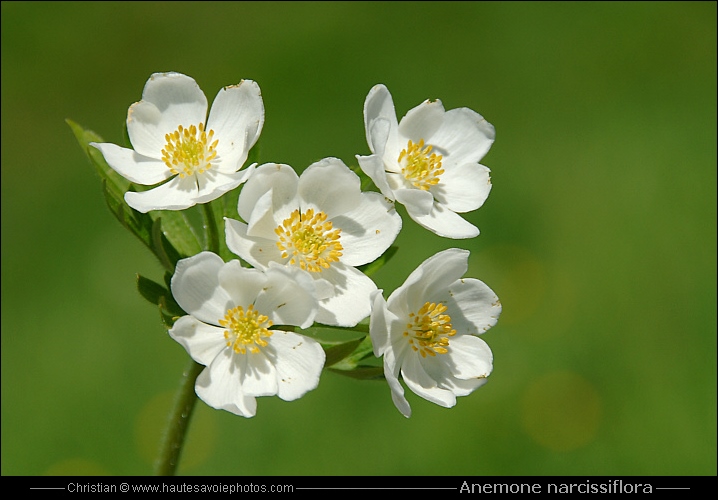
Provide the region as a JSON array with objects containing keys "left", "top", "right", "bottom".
[
  {"left": 219, "top": 304, "right": 273, "bottom": 355},
  {"left": 397, "top": 139, "right": 444, "bottom": 190},
  {"left": 161, "top": 123, "right": 218, "bottom": 178},
  {"left": 275, "top": 208, "right": 343, "bottom": 273},
  {"left": 404, "top": 302, "right": 457, "bottom": 358}
]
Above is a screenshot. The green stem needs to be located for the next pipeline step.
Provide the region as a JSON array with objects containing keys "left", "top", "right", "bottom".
[
  {"left": 202, "top": 202, "right": 220, "bottom": 254},
  {"left": 319, "top": 322, "right": 370, "bottom": 335},
  {"left": 154, "top": 358, "right": 204, "bottom": 476}
]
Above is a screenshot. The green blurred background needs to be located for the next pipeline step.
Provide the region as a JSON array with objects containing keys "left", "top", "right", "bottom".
[{"left": 2, "top": 1, "right": 715, "bottom": 476}]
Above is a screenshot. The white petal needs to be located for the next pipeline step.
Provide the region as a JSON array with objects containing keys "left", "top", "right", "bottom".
[
  {"left": 90, "top": 142, "right": 171, "bottom": 185},
  {"left": 419, "top": 350, "right": 489, "bottom": 397},
  {"left": 394, "top": 187, "right": 434, "bottom": 217},
  {"left": 124, "top": 176, "right": 194, "bottom": 213},
  {"left": 207, "top": 80, "right": 264, "bottom": 174},
  {"left": 125, "top": 100, "right": 169, "bottom": 159},
  {"left": 266, "top": 331, "right": 325, "bottom": 401},
  {"left": 126, "top": 74, "right": 208, "bottom": 161},
  {"left": 195, "top": 350, "right": 257, "bottom": 417},
  {"left": 331, "top": 192, "right": 401, "bottom": 266},
  {"left": 444, "top": 278, "right": 502, "bottom": 335},
  {"left": 368, "top": 117, "right": 391, "bottom": 159},
  {"left": 356, "top": 152, "right": 394, "bottom": 200},
  {"left": 239, "top": 351, "right": 278, "bottom": 398},
  {"left": 217, "top": 260, "right": 267, "bottom": 308},
  {"left": 398, "top": 99, "right": 445, "bottom": 141},
  {"left": 369, "top": 290, "right": 391, "bottom": 357},
  {"left": 401, "top": 353, "right": 457, "bottom": 408},
  {"left": 140, "top": 72, "right": 208, "bottom": 131},
  {"left": 450, "top": 377, "right": 489, "bottom": 396},
  {"left": 315, "top": 263, "right": 377, "bottom": 327},
  {"left": 408, "top": 202, "right": 479, "bottom": 239},
  {"left": 298, "top": 158, "right": 361, "bottom": 218},
  {"left": 311, "top": 276, "right": 336, "bottom": 301},
  {"left": 256, "top": 265, "right": 318, "bottom": 329},
  {"left": 433, "top": 162, "right": 491, "bottom": 213},
  {"left": 192, "top": 167, "right": 253, "bottom": 205},
  {"left": 243, "top": 188, "right": 280, "bottom": 239},
  {"left": 168, "top": 315, "right": 227, "bottom": 366},
  {"left": 237, "top": 163, "right": 299, "bottom": 225},
  {"left": 427, "top": 107, "right": 495, "bottom": 165},
  {"left": 123, "top": 169, "right": 247, "bottom": 213},
  {"left": 170, "top": 252, "right": 232, "bottom": 325},
  {"left": 383, "top": 348, "right": 412, "bottom": 418},
  {"left": 446, "top": 335, "right": 493, "bottom": 380},
  {"left": 224, "top": 217, "right": 284, "bottom": 269},
  {"left": 363, "top": 84, "right": 400, "bottom": 154},
  {"left": 391, "top": 248, "right": 469, "bottom": 313}
]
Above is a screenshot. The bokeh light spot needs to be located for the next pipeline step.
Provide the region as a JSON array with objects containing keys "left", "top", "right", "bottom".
[{"left": 521, "top": 370, "right": 602, "bottom": 452}]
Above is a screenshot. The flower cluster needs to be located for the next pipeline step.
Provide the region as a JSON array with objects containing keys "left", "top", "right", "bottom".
[{"left": 87, "top": 72, "right": 501, "bottom": 418}]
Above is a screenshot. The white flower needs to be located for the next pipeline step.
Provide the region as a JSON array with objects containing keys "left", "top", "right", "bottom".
[
  {"left": 168, "top": 251, "right": 325, "bottom": 417},
  {"left": 370, "top": 248, "right": 501, "bottom": 417},
  {"left": 225, "top": 158, "right": 402, "bottom": 327},
  {"left": 91, "top": 72, "right": 264, "bottom": 213},
  {"left": 356, "top": 84, "right": 495, "bottom": 239}
]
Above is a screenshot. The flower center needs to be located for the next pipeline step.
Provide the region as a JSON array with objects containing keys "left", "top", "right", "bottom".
[
  {"left": 404, "top": 302, "right": 457, "bottom": 357},
  {"left": 397, "top": 139, "right": 444, "bottom": 190},
  {"left": 161, "top": 123, "right": 218, "bottom": 178},
  {"left": 219, "top": 304, "right": 273, "bottom": 355},
  {"left": 275, "top": 208, "right": 343, "bottom": 273}
]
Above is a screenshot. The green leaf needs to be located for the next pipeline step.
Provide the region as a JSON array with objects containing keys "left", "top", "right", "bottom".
[
  {"left": 137, "top": 274, "right": 185, "bottom": 331},
  {"left": 159, "top": 299, "right": 182, "bottom": 330},
  {"left": 323, "top": 335, "right": 380, "bottom": 380},
  {"left": 332, "top": 335, "right": 376, "bottom": 367},
  {"left": 69, "top": 119, "right": 177, "bottom": 266},
  {"left": 137, "top": 273, "right": 168, "bottom": 306},
  {"left": 102, "top": 181, "right": 154, "bottom": 251},
  {"left": 327, "top": 365, "right": 384, "bottom": 380},
  {"left": 317, "top": 334, "right": 384, "bottom": 380},
  {"left": 151, "top": 217, "right": 187, "bottom": 271},
  {"left": 323, "top": 337, "right": 364, "bottom": 367},
  {"left": 163, "top": 270, "right": 173, "bottom": 290},
  {"left": 150, "top": 210, "right": 202, "bottom": 259},
  {"left": 299, "top": 320, "right": 368, "bottom": 344},
  {"left": 357, "top": 245, "right": 398, "bottom": 277},
  {"left": 136, "top": 274, "right": 184, "bottom": 315},
  {"left": 67, "top": 119, "right": 130, "bottom": 202}
]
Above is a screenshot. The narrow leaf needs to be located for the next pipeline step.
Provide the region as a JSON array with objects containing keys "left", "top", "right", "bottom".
[
  {"left": 67, "top": 119, "right": 130, "bottom": 202},
  {"left": 151, "top": 217, "right": 183, "bottom": 271},
  {"left": 328, "top": 366, "right": 384, "bottom": 380},
  {"left": 137, "top": 274, "right": 184, "bottom": 317},
  {"left": 102, "top": 181, "right": 154, "bottom": 250},
  {"left": 159, "top": 300, "right": 182, "bottom": 330},
  {"left": 150, "top": 210, "right": 202, "bottom": 258},
  {"left": 137, "top": 274, "right": 168, "bottom": 306},
  {"left": 299, "top": 324, "right": 367, "bottom": 344},
  {"left": 326, "top": 336, "right": 376, "bottom": 372},
  {"left": 323, "top": 337, "right": 364, "bottom": 367}
]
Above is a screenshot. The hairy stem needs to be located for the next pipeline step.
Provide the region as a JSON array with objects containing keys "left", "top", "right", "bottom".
[{"left": 154, "top": 358, "right": 204, "bottom": 476}]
